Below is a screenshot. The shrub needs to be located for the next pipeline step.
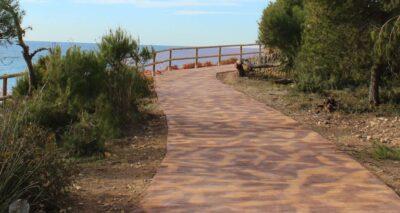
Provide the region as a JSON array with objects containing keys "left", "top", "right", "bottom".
[
  {"left": 61, "top": 112, "right": 105, "bottom": 156},
  {"left": 182, "top": 63, "right": 196, "bottom": 69},
  {"left": 0, "top": 104, "right": 75, "bottom": 212},
  {"left": 167, "top": 65, "right": 179, "bottom": 70},
  {"left": 12, "top": 29, "right": 152, "bottom": 157},
  {"left": 293, "top": 0, "right": 372, "bottom": 92},
  {"left": 202, "top": 61, "right": 214, "bottom": 67},
  {"left": 104, "top": 66, "right": 151, "bottom": 126},
  {"left": 259, "top": 0, "right": 305, "bottom": 68},
  {"left": 98, "top": 28, "right": 153, "bottom": 69},
  {"left": 13, "top": 56, "right": 49, "bottom": 97},
  {"left": 220, "top": 58, "right": 237, "bottom": 65}
]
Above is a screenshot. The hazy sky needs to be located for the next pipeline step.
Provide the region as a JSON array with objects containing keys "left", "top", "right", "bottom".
[{"left": 21, "top": 0, "right": 268, "bottom": 46}]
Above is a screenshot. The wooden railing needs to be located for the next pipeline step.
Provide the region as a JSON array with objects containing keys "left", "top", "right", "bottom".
[
  {"left": 1, "top": 43, "right": 264, "bottom": 101},
  {"left": 145, "top": 43, "right": 263, "bottom": 76},
  {"left": 0, "top": 72, "right": 25, "bottom": 101}
]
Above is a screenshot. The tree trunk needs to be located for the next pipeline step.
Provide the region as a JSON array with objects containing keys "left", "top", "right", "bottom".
[
  {"left": 21, "top": 46, "right": 36, "bottom": 92},
  {"left": 369, "top": 62, "right": 383, "bottom": 106},
  {"left": 6, "top": 3, "right": 37, "bottom": 95}
]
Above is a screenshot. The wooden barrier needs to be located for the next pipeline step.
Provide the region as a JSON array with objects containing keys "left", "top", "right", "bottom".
[
  {"left": 145, "top": 43, "right": 263, "bottom": 76},
  {"left": 1, "top": 43, "right": 264, "bottom": 100},
  {"left": 0, "top": 72, "right": 25, "bottom": 102}
]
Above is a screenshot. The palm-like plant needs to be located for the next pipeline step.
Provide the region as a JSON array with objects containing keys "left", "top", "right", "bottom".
[{"left": 98, "top": 28, "right": 154, "bottom": 70}]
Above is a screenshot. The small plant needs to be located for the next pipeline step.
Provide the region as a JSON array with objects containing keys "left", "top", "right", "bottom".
[
  {"left": 168, "top": 65, "right": 179, "bottom": 70},
  {"left": 220, "top": 57, "right": 238, "bottom": 65},
  {"left": 182, "top": 63, "right": 196, "bottom": 69},
  {"left": 203, "top": 61, "right": 214, "bottom": 67},
  {"left": 373, "top": 142, "right": 400, "bottom": 161}
]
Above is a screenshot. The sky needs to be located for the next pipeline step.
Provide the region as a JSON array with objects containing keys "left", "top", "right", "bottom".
[{"left": 20, "top": 0, "right": 269, "bottom": 46}]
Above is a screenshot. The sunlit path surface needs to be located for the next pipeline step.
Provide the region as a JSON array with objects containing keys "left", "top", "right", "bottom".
[{"left": 140, "top": 65, "right": 400, "bottom": 212}]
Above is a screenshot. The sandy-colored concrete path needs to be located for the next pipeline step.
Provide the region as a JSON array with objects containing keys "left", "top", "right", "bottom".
[{"left": 140, "top": 65, "right": 400, "bottom": 212}]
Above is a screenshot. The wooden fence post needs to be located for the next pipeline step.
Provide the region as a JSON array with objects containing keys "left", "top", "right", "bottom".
[
  {"left": 2, "top": 77, "right": 7, "bottom": 106},
  {"left": 168, "top": 49, "right": 172, "bottom": 71},
  {"left": 218, "top": 46, "right": 222, "bottom": 66},
  {"left": 195, "top": 48, "right": 199, "bottom": 69},
  {"left": 152, "top": 53, "right": 156, "bottom": 76},
  {"left": 239, "top": 45, "right": 243, "bottom": 61},
  {"left": 3, "top": 77, "right": 7, "bottom": 97}
]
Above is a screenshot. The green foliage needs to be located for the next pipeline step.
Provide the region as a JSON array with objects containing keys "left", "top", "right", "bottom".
[
  {"left": 99, "top": 28, "right": 153, "bottom": 69},
  {"left": 61, "top": 112, "right": 105, "bottom": 156},
  {"left": 259, "top": 0, "right": 400, "bottom": 98},
  {"left": 373, "top": 142, "right": 400, "bottom": 160},
  {"left": 0, "top": 0, "right": 22, "bottom": 44},
  {"left": 12, "top": 29, "right": 152, "bottom": 157},
  {"left": 0, "top": 104, "right": 75, "bottom": 212},
  {"left": 294, "top": 0, "right": 373, "bottom": 91},
  {"left": 258, "top": 0, "right": 305, "bottom": 67}
]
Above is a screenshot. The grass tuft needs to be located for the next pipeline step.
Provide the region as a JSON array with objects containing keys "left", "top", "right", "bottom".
[{"left": 373, "top": 142, "right": 400, "bottom": 161}]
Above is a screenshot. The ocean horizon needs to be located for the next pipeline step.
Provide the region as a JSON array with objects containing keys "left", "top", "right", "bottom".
[{"left": 0, "top": 41, "right": 179, "bottom": 75}]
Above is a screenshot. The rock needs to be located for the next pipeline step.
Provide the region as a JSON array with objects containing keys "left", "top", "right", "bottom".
[
  {"left": 73, "top": 184, "right": 82, "bottom": 190},
  {"left": 9, "top": 199, "right": 30, "bottom": 213},
  {"left": 324, "top": 97, "right": 338, "bottom": 113},
  {"left": 367, "top": 136, "right": 373, "bottom": 141},
  {"left": 104, "top": 152, "right": 112, "bottom": 158}
]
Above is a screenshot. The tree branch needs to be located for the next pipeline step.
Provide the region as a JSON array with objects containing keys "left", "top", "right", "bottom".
[{"left": 30, "top": 47, "right": 48, "bottom": 58}]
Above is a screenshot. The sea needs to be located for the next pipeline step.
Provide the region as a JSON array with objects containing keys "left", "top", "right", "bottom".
[{"left": 0, "top": 41, "right": 258, "bottom": 91}]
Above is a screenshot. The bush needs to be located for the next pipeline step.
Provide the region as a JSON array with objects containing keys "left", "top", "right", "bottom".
[
  {"left": 182, "top": 63, "right": 196, "bottom": 69},
  {"left": 0, "top": 105, "right": 75, "bottom": 212},
  {"left": 293, "top": 0, "right": 373, "bottom": 92},
  {"left": 168, "top": 65, "right": 179, "bottom": 70},
  {"left": 258, "top": 0, "right": 305, "bottom": 68},
  {"left": 13, "top": 56, "right": 48, "bottom": 97},
  {"left": 203, "top": 61, "right": 214, "bottom": 67},
  {"left": 62, "top": 113, "right": 105, "bottom": 156},
  {"left": 12, "top": 29, "right": 153, "bottom": 157},
  {"left": 220, "top": 57, "right": 237, "bottom": 65}
]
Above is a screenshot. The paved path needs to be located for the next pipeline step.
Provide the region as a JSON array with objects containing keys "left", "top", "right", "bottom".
[{"left": 141, "top": 65, "right": 400, "bottom": 212}]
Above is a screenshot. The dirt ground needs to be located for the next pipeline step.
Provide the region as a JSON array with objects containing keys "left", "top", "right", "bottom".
[
  {"left": 68, "top": 100, "right": 168, "bottom": 213},
  {"left": 218, "top": 71, "right": 400, "bottom": 196}
]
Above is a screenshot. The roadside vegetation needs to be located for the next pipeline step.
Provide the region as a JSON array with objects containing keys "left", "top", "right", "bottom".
[
  {"left": 257, "top": 0, "right": 400, "bottom": 154},
  {"left": 0, "top": 0, "right": 161, "bottom": 211},
  {"left": 216, "top": 0, "right": 400, "bottom": 195},
  {"left": 259, "top": 0, "right": 400, "bottom": 105}
]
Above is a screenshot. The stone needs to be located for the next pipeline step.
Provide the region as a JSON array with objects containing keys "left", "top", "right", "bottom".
[
  {"left": 104, "top": 152, "right": 112, "bottom": 158},
  {"left": 9, "top": 199, "right": 30, "bottom": 213}
]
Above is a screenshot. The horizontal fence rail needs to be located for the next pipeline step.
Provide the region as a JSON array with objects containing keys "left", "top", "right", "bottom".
[
  {"left": 145, "top": 43, "right": 263, "bottom": 76},
  {"left": 0, "top": 72, "right": 25, "bottom": 101},
  {"left": 1, "top": 43, "right": 264, "bottom": 101}
]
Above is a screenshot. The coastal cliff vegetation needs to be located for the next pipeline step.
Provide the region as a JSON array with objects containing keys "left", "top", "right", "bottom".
[
  {"left": 259, "top": 0, "right": 400, "bottom": 106},
  {"left": 1, "top": 0, "right": 155, "bottom": 211}
]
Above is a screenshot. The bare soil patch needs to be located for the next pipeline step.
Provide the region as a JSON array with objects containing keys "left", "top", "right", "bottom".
[
  {"left": 218, "top": 71, "right": 400, "bottom": 195},
  {"left": 68, "top": 99, "right": 168, "bottom": 212}
]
